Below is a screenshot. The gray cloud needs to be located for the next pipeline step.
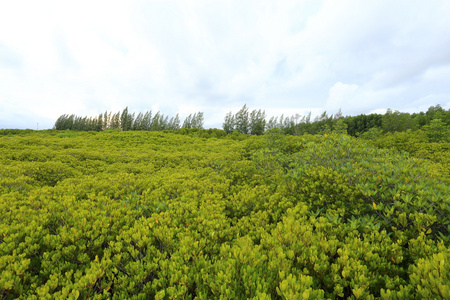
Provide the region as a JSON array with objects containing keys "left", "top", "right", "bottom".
[{"left": 0, "top": 0, "right": 449, "bottom": 130}]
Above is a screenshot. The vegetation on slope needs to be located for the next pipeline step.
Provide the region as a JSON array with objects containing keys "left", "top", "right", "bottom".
[{"left": 0, "top": 129, "right": 448, "bottom": 299}]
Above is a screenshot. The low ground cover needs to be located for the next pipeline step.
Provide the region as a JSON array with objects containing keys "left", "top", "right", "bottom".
[{"left": 0, "top": 130, "right": 448, "bottom": 299}]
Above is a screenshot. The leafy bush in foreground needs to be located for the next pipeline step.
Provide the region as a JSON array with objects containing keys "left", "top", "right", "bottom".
[{"left": 0, "top": 130, "right": 448, "bottom": 299}]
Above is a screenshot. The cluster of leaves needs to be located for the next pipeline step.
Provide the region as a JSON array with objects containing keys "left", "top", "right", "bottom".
[
  {"left": 53, "top": 107, "right": 204, "bottom": 132},
  {"left": 221, "top": 104, "right": 449, "bottom": 140},
  {"left": 222, "top": 106, "right": 345, "bottom": 136},
  {"left": 349, "top": 105, "right": 450, "bottom": 139},
  {"left": 223, "top": 105, "right": 267, "bottom": 135},
  {"left": 372, "top": 130, "right": 450, "bottom": 181},
  {"left": 0, "top": 130, "right": 448, "bottom": 299},
  {"left": 52, "top": 104, "right": 449, "bottom": 144}
]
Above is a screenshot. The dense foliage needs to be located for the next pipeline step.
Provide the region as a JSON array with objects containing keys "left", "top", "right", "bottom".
[
  {"left": 0, "top": 129, "right": 448, "bottom": 299},
  {"left": 52, "top": 105, "right": 449, "bottom": 145},
  {"left": 53, "top": 108, "right": 204, "bottom": 132},
  {"left": 223, "top": 104, "right": 449, "bottom": 138}
]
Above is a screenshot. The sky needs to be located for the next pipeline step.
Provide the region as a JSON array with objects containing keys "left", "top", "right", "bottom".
[{"left": 1, "top": 0, "right": 450, "bottom": 130}]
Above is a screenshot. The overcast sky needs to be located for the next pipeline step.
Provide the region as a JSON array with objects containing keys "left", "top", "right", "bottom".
[{"left": 1, "top": 0, "right": 450, "bottom": 130}]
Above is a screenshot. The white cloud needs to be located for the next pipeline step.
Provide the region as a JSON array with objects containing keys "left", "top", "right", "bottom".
[
  {"left": 325, "top": 82, "right": 359, "bottom": 112},
  {"left": 1, "top": 0, "right": 449, "bottom": 129}
]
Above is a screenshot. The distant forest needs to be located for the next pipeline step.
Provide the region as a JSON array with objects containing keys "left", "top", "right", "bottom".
[
  {"left": 53, "top": 104, "right": 449, "bottom": 142},
  {"left": 54, "top": 108, "right": 204, "bottom": 132}
]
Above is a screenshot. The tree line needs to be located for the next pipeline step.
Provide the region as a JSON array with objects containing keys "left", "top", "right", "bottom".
[
  {"left": 53, "top": 107, "right": 204, "bottom": 132},
  {"left": 223, "top": 104, "right": 449, "bottom": 142},
  {"left": 222, "top": 105, "right": 348, "bottom": 136},
  {"left": 54, "top": 104, "right": 449, "bottom": 142}
]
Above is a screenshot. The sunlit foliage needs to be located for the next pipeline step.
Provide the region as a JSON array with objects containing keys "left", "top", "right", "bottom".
[{"left": 0, "top": 129, "right": 448, "bottom": 298}]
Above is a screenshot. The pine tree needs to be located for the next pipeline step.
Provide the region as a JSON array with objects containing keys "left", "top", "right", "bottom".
[
  {"left": 223, "top": 112, "right": 235, "bottom": 133},
  {"left": 110, "top": 112, "right": 120, "bottom": 129},
  {"left": 133, "top": 112, "right": 144, "bottom": 130},
  {"left": 142, "top": 111, "right": 152, "bottom": 131},
  {"left": 168, "top": 114, "right": 181, "bottom": 130},
  {"left": 249, "top": 109, "right": 266, "bottom": 135},
  {"left": 182, "top": 114, "right": 193, "bottom": 129},
  {"left": 265, "top": 116, "right": 278, "bottom": 132},
  {"left": 192, "top": 112, "right": 204, "bottom": 129},
  {"left": 235, "top": 105, "right": 250, "bottom": 134}
]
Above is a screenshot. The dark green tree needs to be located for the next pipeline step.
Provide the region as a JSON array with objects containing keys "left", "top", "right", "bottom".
[
  {"left": 133, "top": 112, "right": 144, "bottom": 130},
  {"left": 235, "top": 105, "right": 250, "bottom": 134},
  {"left": 382, "top": 109, "right": 417, "bottom": 133},
  {"left": 110, "top": 112, "right": 120, "bottom": 129},
  {"left": 191, "top": 112, "right": 204, "bottom": 129},
  {"left": 151, "top": 112, "right": 162, "bottom": 131},
  {"left": 265, "top": 116, "right": 278, "bottom": 132},
  {"left": 168, "top": 114, "right": 181, "bottom": 130},
  {"left": 333, "top": 118, "right": 348, "bottom": 134},
  {"left": 249, "top": 109, "right": 266, "bottom": 135},
  {"left": 142, "top": 111, "right": 152, "bottom": 131},
  {"left": 223, "top": 112, "right": 235, "bottom": 134},
  {"left": 182, "top": 114, "right": 193, "bottom": 129},
  {"left": 120, "top": 107, "right": 134, "bottom": 131},
  {"left": 423, "top": 118, "right": 449, "bottom": 142}
]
